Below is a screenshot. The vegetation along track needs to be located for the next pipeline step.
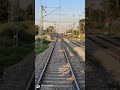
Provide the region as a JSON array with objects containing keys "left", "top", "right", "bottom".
[{"left": 35, "top": 37, "right": 82, "bottom": 90}]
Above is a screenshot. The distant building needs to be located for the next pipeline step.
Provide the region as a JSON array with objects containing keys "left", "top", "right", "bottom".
[{"left": 46, "top": 26, "right": 55, "bottom": 34}]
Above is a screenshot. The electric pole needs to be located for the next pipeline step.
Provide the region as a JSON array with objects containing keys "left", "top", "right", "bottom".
[
  {"left": 105, "top": 0, "right": 109, "bottom": 28},
  {"left": 116, "top": 0, "right": 118, "bottom": 8},
  {"left": 40, "top": 5, "right": 46, "bottom": 35},
  {"left": 72, "top": 14, "right": 75, "bottom": 36},
  {"left": 41, "top": 5, "right": 43, "bottom": 34},
  {"left": 59, "top": 0, "right": 61, "bottom": 33},
  {"left": 88, "top": 0, "right": 93, "bottom": 23},
  {"left": 99, "top": 9, "right": 101, "bottom": 22},
  {"left": 73, "top": 14, "right": 75, "bottom": 29},
  {"left": 14, "top": 0, "right": 19, "bottom": 46},
  {"left": 54, "top": 22, "right": 56, "bottom": 33}
]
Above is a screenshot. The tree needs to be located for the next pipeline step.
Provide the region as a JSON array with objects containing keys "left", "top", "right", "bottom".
[
  {"left": 46, "top": 26, "right": 55, "bottom": 35},
  {"left": 101, "top": 0, "right": 120, "bottom": 21},
  {"left": 35, "top": 25, "right": 39, "bottom": 35},
  {"left": 79, "top": 19, "right": 85, "bottom": 33},
  {"left": 0, "top": 0, "right": 9, "bottom": 23}
]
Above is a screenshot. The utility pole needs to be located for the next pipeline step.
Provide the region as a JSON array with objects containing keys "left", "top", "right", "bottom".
[
  {"left": 14, "top": 0, "right": 19, "bottom": 46},
  {"left": 7, "top": 0, "right": 10, "bottom": 23},
  {"left": 88, "top": 0, "right": 93, "bottom": 23},
  {"left": 72, "top": 14, "right": 75, "bottom": 36},
  {"left": 73, "top": 14, "right": 75, "bottom": 29},
  {"left": 59, "top": 0, "right": 61, "bottom": 33},
  {"left": 105, "top": 0, "right": 109, "bottom": 28},
  {"left": 40, "top": 0, "right": 46, "bottom": 35},
  {"left": 40, "top": 5, "right": 46, "bottom": 35},
  {"left": 54, "top": 22, "right": 56, "bottom": 33},
  {"left": 116, "top": 0, "right": 119, "bottom": 8},
  {"left": 99, "top": 9, "right": 101, "bottom": 22}
]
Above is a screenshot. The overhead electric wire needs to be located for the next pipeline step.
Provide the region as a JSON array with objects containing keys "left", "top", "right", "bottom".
[{"left": 44, "top": 7, "right": 61, "bottom": 17}]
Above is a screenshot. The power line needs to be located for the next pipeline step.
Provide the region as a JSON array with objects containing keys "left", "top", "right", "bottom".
[{"left": 44, "top": 7, "right": 61, "bottom": 17}]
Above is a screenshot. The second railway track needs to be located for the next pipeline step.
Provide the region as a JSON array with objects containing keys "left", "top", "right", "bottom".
[
  {"left": 35, "top": 37, "right": 82, "bottom": 90},
  {"left": 70, "top": 41, "right": 85, "bottom": 52}
]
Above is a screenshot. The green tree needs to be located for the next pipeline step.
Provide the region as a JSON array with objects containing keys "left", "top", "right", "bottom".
[
  {"left": 0, "top": 0, "right": 9, "bottom": 23},
  {"left": 79, "top": 19, "right": 85, "bottom": 33},
  {"left": 35, "top": 25, "right": 39, "bottom": 35}
]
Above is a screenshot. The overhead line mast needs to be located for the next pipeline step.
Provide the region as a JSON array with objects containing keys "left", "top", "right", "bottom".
[
  {"left": 59, "top": 0, "right": 61, "bottom": 33},
  {"left": 14, "top": 0, "right": 19, "bottom": 46},
  {"left": 40, "top": 5, "right": 46, "bottom": 35}
]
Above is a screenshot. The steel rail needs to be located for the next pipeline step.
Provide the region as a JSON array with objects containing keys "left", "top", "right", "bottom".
[
  {"left": 96, "top": 35, "right": 120, "bottom": 47},
  {"left": 35, "top": 39, "right": 57, "bottom": 90},
  {"left": 71, "top": 41, "right": 85, "bottom": 52},
  {"left": 36, "top": 37, "right": 80, "bottom": 90},
  {"left": 25, "top": 72, "right": 35, "bottom": 90},
  {"left": 88, "top": 33, "right": 120, "bottom": 47},
  {"left": 87, "top": 36, "right": 120, "bottom": 60},
  {"left": 87, "top": 36, "right": 108, "bottom": 48},
  {"left": 61, "top": 39, "right": 80, "bottom": 90}
]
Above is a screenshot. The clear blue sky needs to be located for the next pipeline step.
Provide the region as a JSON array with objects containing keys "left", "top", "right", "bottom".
[{"left": 35, "top": 0, "right": 85, "bottom": 25}]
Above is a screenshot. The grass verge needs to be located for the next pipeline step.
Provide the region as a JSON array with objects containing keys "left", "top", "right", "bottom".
[
  {"left": 35, "top": 35, "right": 51, "bottom": 55},
  {"left": 0, "top": 44, "right": 33, "bottom": 77}
]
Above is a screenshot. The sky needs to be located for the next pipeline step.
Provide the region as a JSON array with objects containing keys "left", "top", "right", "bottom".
[{"left": 35, "top": 0, "right": 85, "bottom": 33}]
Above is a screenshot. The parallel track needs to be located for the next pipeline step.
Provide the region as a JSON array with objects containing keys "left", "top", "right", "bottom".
[
  {"left": 70, "top": 40, "right": 85, "bottom": 52},
  {"left": 87, "top": 34, "right": 120, "bottom": 50},
  {"left": 96, "top": 35, "right": 120, "bottom": 47},
  {"left": 88, "top": 32, "right": 120, "bottom": 47},
  {"left": 87, "top": 36, "right": 107, "bottom": 48},
  {"left": 87, "top": 35, "right": 120, "bottom": 60}
]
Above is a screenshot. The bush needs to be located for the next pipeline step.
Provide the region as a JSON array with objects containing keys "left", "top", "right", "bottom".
[
  {"left": 35, "top": 35, "right": 51, "bottom": 55},
  {"left": 0, "top": 22, "right": 34, "bottom": 45},
  {"left": 91, "top": 22, "right": 104, "bottom": 29},
  {"left": 108, "top": 25, "right": 120, "bottom": 36},
  {"left": 0, "top": 22, "right": 34, "bottom": 76}
]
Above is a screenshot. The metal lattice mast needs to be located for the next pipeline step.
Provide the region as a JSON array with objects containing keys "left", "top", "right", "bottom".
[
  {"left": 14, "top": 0, "right": 19, "bottom": 46},
  {"left": 40, "top": 5, "right": 46, "bottom": 35},
  {"left": 72, "top": 14, "right": 75, "bottom": 35},
  {"left": 59, "top": 0, "right": 61, "bottom": 33}
]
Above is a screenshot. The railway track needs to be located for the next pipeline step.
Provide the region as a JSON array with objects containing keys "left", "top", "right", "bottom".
[
  {"left": 66, "top": 37, "right": 85, "bottom": 51},
  {"left": 87, "top": 34, "right": 120, "bottom": 49},
  {"left": 35, "top": 38, "right": 81, "bottom": 90},
  {"left": 96, "top": 35, "right": 120, "bottom": 47},
  {"left": 70, "top": 41, "right": 85, "bottom": 52},
  {"left": 76, "top": 42, "right": 85, "bottom": 46},
  {"left": 87, "top": 36, "right": 107, "bottom": 48},
  {"left": 87, "top": 34, "right": 120, "bottom": 59},
  {"left": 61, "top": 38, "right": 85, "bottom": 89},
  {"left": 88, "top": 32, "right": 120, "bottom": 47}
]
